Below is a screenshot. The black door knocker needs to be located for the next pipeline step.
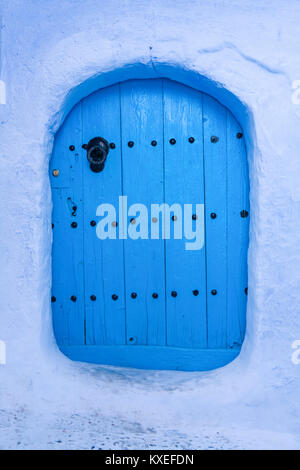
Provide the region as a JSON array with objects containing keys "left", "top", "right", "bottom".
[{"left": 86, "top": 137, "right": 109, "bottom": 173}]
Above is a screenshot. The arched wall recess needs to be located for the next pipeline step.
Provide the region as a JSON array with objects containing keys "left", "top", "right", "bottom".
[{"left": 50, "top": 76, "right": 250, "bottom": 371}]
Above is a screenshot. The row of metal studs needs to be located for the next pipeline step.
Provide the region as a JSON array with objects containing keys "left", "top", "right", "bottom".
[
  {"left": 66, "top": 133, "right": 243, "bottom": 152},
  {"left": 52, "top": 291, "right": 199, "bottom": 302},
  {"left": 51, "top": 288, "right": 249, "bottom": 303},
  {"left": 62, "top": 210, "right": 248, "bottom": 229}
]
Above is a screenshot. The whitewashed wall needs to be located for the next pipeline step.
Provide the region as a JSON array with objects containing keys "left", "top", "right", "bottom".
[{"left": 0, "top": 0, "right": 299, "bottom": 446}]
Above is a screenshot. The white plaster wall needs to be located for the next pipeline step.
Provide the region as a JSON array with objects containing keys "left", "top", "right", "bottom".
[{"left": 0, "top": 0, "right": 299, "bottom": 447}]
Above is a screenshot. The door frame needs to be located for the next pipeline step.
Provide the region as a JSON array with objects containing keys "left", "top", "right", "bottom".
[{"left": 48, "top": 63, "right": 254, "bottom": 371}]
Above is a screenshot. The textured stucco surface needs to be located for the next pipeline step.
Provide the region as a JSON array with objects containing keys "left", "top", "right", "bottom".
[{"left": 0, "top": 0, "right": 299, "bottom": 449}]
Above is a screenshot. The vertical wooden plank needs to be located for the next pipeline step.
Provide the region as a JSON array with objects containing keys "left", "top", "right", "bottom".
[
  {"left": 203, "top": 93, "right": 227, "bottom": 349},
  {"left": 82, "top": 85, "right": 125, "bottom": 345},
  {"left": 227, "top": 112, "right": 249, "bottom": 347},
  {"left": 120, "top": 79, "right": 166, "bottom": 346},
  {"left": 164, "top": 79, "right": 207, "bottom": 348},
  {"left": 51, "top": 189, "right": 69, "bottom": 346},
  {"left": 50, "top": 103, "right": 85, "bottom": 346}
]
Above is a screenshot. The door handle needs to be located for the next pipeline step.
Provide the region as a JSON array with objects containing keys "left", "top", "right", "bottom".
[{"left": 86, "top": 137, "right": 109, "bottom": 173}]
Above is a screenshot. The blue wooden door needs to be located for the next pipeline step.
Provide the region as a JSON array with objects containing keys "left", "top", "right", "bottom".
[{"left": 50, "top": 79, "right": 249, "bottom": 371}]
